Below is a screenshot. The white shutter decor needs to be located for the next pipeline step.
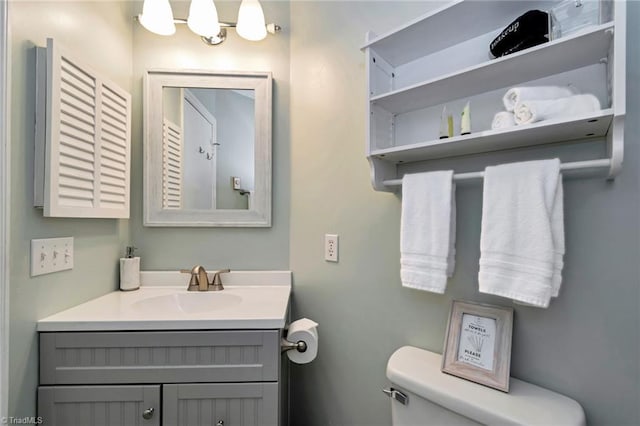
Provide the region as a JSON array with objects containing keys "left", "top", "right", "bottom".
[
  {"left": 162, "top": 119, "right": 182, "bottom": 210},
  {"left": 34, "top": 38, "right": 131, "bottom": 218}
]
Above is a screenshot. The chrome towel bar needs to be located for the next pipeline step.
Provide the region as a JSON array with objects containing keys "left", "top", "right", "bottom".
[{"left": 383, "top": 158, "right": 612, "bottom": 187}]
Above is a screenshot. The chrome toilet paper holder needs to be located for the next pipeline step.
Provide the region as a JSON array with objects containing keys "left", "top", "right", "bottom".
[
  {"left": 280, "top": 338, "right": 307, "bottom": 353},
  {"left": 280, "top": 325, "right": 308, "bottom": 353}
]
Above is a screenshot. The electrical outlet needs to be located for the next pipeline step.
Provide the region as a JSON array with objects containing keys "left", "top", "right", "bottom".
[
  {"left": 31, "top": 237, "right": 74, "bottom": 276},
  {"left": 325, "top": 234, "right": 339, "bottom": 262},
  {"left": 232, "top": 177, "right": 241, "bottom": 190}
]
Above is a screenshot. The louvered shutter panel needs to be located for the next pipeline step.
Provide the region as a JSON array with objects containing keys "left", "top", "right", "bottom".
[
  {"left": 37, "top": 38, "right": 131, "bottom": 218},
  {"left": 56, "top": 56, "right": 97, "bottom": 209},
  {"left": 99, "top": 85, "right": 130, "bottom": 211},
  {"left": 162, "top": 119, "right": 182, "bottom": 209}
]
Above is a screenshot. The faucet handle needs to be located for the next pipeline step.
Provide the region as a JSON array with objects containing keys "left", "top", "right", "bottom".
[
  {"left": 180, "top": 268, "right": 200, "bottom": 291},
  {"left": 208, "top": 269, "right": 230, "bottom": 291}
]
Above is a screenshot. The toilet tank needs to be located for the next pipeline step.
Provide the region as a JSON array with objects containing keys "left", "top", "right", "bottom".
[{"left": 386, "top": 346, "right": 586, "bottom": 426}]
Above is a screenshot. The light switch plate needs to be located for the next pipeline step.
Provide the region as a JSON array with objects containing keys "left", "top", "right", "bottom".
[{"left": 31, "top": 237, "right": 74, "bottom": 276}]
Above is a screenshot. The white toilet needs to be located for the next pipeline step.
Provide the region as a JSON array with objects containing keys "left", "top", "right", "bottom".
[{"left": 385, "top": 346, "right": 586, "bottom": 425}]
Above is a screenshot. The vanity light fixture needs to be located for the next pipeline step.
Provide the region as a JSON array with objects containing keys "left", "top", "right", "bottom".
[
  {"left": 138, "top": 0, "right": 176, "bottom": 36},
  {"left": 187, "top": 0, "right": 220, "bottom": 38},
  {"left": 236, "top": 0, "right": 267, "bottom": 41},
  {"left": 137, "top": 0, "right": 281, "bottom": 46}
]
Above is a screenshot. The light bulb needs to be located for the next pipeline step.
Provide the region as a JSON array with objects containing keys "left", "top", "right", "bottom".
[
  {"left": 236, "top": 0, "right": 267, "bottom": 41},
  {"left": 138, "top": 0, "right": 176, "bottom": 36},
  {"left": 187, "top": 0, "right": 221, "bottom": 37}
]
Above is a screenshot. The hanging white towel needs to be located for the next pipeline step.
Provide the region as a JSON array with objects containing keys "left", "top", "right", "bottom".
[
  {"left": 513, "top": 94, "right": 601, "bottom": 125},
  {"left": 491, "top": 111, "right": 517, "bottom": 130},
  {"left": 401, "top": 171, "right": 456, "bottom": 293},
  {"left": 502, "top": 85, "right": 578, "bottom": 112},
  {"left": 478, "top": 159, "right": 565, "bottom": 308}
]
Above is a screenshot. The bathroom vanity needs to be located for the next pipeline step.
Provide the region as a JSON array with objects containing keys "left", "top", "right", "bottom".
[{"left": 36, "top": 271, "right": 291, "bottom": 426}]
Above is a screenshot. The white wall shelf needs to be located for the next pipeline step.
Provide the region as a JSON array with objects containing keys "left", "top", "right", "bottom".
[
  {"left": 372, "top": 109, "right": 613, "bottom": 163},
  {"left": 362, "top": 0, "right": 554, "bottom": 66},
  {"left": 363, "top": 0, "right": 626, "bottom": 192},
  {"left": 370, "top": 23, "right": 613, "bottom": 115}
]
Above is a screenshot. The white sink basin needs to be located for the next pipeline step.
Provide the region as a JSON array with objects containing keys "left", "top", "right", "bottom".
[
  {"left": 131, "top": 292, "right": 243, "bottom": 314},
  {"left": 37, "top": 270, "right": 292, "bottom": 331}
]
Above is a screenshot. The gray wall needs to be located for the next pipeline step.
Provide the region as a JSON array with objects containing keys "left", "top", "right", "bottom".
[
  {"left": 130, "top": 0, "right": 290, "bottom": 270},
  {"left": 289, "top": 2, "right": 639, "bottom": 426},
  {"left": 163, "top": 86, "right": 182, "bottom": 126},
  {"left": 8, "top": 1, "right": 134, "bottom": 416}
]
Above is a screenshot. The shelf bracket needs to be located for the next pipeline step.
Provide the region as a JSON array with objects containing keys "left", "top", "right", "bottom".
[
  {"left": 606, "top": 115, "right": 624, "bottom": 179},
  {"left": 368, "top": 157, "right": 397, "bottom": 192}
]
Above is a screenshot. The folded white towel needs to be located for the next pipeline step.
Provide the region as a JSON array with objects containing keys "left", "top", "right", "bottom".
[
  {"left": 478, "top": 159, "right": 565, "bottom": 308},
  {"left": 503, "top": 85, "right": 578, "bottom": 112},
  {"left": 513, "top": 94, "right": 601, "bottom": 125},
  {"left": 401, "top": 171, "right": 456, "bottom": 294},
  {"left": 491, "top": 111, "right": 516, "bottom": 130}
]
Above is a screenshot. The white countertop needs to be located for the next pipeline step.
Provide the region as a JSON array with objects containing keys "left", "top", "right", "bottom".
[{"left": 37, "top": 271, "right": 291, "bottom": 332}]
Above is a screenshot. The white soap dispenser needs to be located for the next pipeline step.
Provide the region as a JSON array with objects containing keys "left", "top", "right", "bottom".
[{"left": 119, "top": 246, "right": 140, "bottom": 291}]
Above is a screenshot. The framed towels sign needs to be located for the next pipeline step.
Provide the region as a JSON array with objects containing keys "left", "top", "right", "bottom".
[{"left": 441, "top": 300, "right": 514, "bottom": 392}]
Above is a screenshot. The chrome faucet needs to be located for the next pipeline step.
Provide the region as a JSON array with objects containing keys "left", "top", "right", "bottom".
[{"left": 180, "top": 266, "right": 230, "bottom": 291}]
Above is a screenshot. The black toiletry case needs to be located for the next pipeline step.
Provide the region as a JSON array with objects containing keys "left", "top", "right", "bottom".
[{"left": 490, "top": 10, "right": 550, "bottom": 58}]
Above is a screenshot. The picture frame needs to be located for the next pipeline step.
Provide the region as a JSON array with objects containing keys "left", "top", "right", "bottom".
[{"left": 441, "top": 300, "right": 514, "bottom": 392}]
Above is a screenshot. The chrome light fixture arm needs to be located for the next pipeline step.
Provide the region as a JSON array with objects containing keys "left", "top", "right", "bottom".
[
  {"left": 174, "top": 20, "right": 281, "bottom": 46},
  {"left": 142, "top": 18, "right": 282, "bottom": 46}
]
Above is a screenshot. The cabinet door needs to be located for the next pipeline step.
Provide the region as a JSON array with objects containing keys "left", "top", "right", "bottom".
[
  {"left": 38, "top": 385, "right": 160, "bottom": 426},
  {"left": 34, "top": 38, "right": 131, "bottom": 218},
  {"left": 163, "top": 383, "right": 278, "bottom": 426}
]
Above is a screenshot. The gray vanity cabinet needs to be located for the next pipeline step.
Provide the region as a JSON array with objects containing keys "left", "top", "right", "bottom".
[
  {"left": 38, "top": 330, "right": 281, "bottom": 426},
  {"left": 38, "top": 385, "right": 160, "bottom": 426},
  {"left": 163, "top": 383, "right": 278, "bottom": 426}
]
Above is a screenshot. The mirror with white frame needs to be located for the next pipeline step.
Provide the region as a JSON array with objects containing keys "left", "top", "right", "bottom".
[{"left": 144, "top": 70, "right": 272, "bottom": 227}]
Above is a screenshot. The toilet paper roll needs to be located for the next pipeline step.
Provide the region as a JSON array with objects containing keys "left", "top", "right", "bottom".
[
  {"left": 286, "top": 318, "right": 319, "bottom": 364},
  {"left": 119, "top": 257, "right": 140, "bottom": 291}
]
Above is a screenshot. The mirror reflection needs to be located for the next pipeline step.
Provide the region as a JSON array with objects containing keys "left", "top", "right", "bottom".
[
  {"left": 144, "top": 70, "right": 271, "bottom": 227},
  {"left": 162, "top": 87, "right": 255, "bottom": 211}
]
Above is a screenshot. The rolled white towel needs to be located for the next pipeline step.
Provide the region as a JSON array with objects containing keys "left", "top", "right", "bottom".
[
  {"left": 491, "top": 111, "right": 516, "bottom": 130},
  {"left": 513, "top": 94, "right": 601, "bottom": 125},
  {"left": 503, "top": 85, "right": 578, "bottom": 112}
]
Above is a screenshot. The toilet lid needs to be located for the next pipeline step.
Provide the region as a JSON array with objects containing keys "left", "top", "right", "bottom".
[{"left": 386, "top": 346, "right": 585, "bottom": 426}]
